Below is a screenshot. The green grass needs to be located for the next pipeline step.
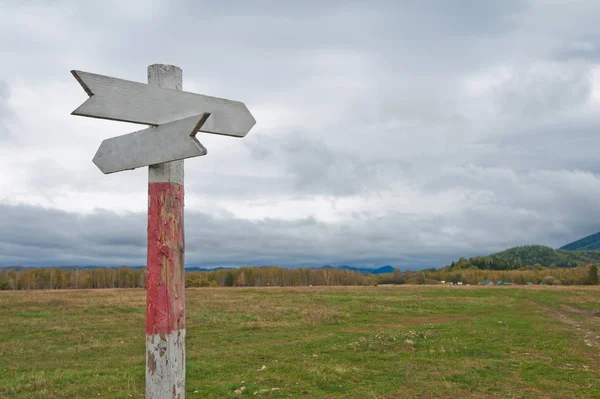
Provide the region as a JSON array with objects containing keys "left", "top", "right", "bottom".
[{"left": 1, "top": 286, "right": 599, "bottom": 398}]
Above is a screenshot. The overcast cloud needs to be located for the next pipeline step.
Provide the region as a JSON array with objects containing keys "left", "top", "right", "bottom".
[{"left": 1, "top": 0, "right": 600, "bottom": 268}]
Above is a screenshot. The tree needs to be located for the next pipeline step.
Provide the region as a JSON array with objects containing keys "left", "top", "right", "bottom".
[
  {"left": 224, "top": 271, "right": 235, "bottom": 287},
  {"left": 236, "top": 271, "right": 247, "bottom": 286},
  {"left": 588, "top": 264, "right": 599, "bottom": 285},
  {"left": 450, "top": 273, "right": 463, "bottom": 284}
]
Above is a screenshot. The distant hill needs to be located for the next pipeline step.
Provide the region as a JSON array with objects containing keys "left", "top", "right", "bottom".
[
  {"left": 319, "top": 265, "right": 395, "bottom": 275},
  {"left": 449, "top": 245, "right": 600, "bottom": 270},
  {"left": 186, "top": 267, "right": 233, "bottom": 272},
  {"left": 492, "top": 245, "right": 600, "bottom": 267},
  {"left": 561, "top": 231, "right": 600, "bottom": 251}
]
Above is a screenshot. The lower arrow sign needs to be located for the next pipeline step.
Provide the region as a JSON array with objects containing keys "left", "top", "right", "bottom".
[{"left": 92, "top": 113, "right": 210, "bottom": 174}]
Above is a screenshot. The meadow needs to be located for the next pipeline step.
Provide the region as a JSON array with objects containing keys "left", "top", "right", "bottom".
[{"left": 1, "top": 286, "right": 599, "bottom": 398}]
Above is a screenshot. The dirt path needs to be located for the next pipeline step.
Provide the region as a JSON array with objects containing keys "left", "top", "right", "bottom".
[
  {"left": 526, "top": 297, "right": 600, "bottom": 350},
  {"left": 560, "top": 305, "right": 600, "bottom": 319}
]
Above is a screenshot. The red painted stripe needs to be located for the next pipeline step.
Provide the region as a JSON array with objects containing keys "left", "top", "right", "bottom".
[{"left": 146, "top": 182, "right": 186, "bottom": 335}]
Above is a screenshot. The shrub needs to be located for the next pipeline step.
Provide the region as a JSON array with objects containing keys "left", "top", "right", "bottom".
[
  {"left": 542, "top": 276, "right": 559, "bottom": 285},
  {"left": 379, "top": 276, "right": 405, "bottom": 285}
]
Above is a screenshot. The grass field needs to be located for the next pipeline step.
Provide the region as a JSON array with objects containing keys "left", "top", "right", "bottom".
[{"left": 1, "top": 286, "right": 599, "bottom": 398}]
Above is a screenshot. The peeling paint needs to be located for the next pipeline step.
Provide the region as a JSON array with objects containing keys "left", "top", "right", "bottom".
[
  {"left": 147, "top": 182, "right": 186, "bottom": 336},
  {"left": 146, "top": 330, "right": 186, "bottom": 399},
  {"left": 148, "top": 351, "right": 157, "bottom": 374}
]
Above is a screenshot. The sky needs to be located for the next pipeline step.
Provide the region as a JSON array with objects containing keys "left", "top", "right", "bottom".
[{"left": 1, "top": 0, "right": 600, "bottom": 269}]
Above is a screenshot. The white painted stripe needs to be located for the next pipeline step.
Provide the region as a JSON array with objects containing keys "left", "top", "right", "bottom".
[
  {"left": 149, "top": 161, "right": 184, "bottom": 185},
  {"left": 146, "top": 329, "right": 186, "bottom": 399}
]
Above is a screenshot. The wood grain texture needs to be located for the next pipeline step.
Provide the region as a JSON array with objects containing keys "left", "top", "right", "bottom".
[{"left": 71, "top": 69, "right": 255, "bottom": 137}]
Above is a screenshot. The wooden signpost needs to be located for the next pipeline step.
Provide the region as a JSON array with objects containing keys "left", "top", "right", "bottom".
[{"left": 71, "top": 64, "right": 256, "bottom": 398}]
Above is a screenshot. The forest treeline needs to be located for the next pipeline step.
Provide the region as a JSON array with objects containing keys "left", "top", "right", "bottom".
[
  {"left": 422, "top": 264, "right": 598, "bottom": 286},
  {"left": 0, "top": 266, "right": 375, "bottom": 290},
  {"left": 0, "top": 263, "right": 598, "bottom": 290}
]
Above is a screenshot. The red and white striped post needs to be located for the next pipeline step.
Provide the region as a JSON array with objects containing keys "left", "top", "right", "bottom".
[{"left": 145, "top": 64, "right": 186, "bottom": 399}]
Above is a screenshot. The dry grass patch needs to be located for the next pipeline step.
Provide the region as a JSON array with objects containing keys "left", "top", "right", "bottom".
[{"left": 302, "top": 306, "right": 346, "bottom": 326}]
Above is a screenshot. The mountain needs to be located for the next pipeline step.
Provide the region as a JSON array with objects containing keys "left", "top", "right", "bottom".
[
  {"left": 449, "top": 245, "right": 600, "bottom": 270},
  {"left": 318, "top": 265, "right": 395, "bottom": 275},
  {"left": 561, "top": 231, "right": 600, "bottom": 251},
  {"left": 370, "top": 265, "right": 395, "bottom": 274},
  {"left": 185, "top": 267, "right": 234, "bottom": 272}
]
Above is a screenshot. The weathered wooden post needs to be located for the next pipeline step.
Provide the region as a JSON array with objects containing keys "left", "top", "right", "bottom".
[
  {"left": 145, "top": 64, "right": 187, "bottom": 398},
  {"left": 70, "top": 64, "right": 256, "bottom": 398}
]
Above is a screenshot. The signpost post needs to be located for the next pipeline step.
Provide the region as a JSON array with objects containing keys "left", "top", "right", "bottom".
[{"left": 71, "top": 64, "right": 256, "bottom": 398}]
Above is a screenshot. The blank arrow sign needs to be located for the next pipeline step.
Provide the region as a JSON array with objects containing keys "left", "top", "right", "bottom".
[
  {"left": 93, "top": 113, "right": 210, "bottom": 174},
  {"left": 72, "top": 70, "right": 255, "bottom": 138}
]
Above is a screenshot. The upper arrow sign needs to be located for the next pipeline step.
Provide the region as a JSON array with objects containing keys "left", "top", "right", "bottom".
[{"left": 71, "top": 70, "right": 256, "bottom": 137}]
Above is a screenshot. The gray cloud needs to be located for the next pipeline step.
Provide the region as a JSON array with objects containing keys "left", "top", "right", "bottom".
[
  {"left": 475, "top": 116, "right": 600, "bottom": 175},
  {"left": 0, "top": 203, "right": 432, "bottom": 267},
  {"left": 0, "top": 199, "right": 582, "bottom": 269},
  {"left": 0, "top": 80, "right": 15, "bottom": 141},
  {"left": 1, "top": 1, "right": 600, "bottom": 268},
  {"left": 493, "top": 63, "right": 592, "bottom": 120},
  {"left": 246, "top": 133, "right": 407, "bottom": 197},
  {"left": 0, "top": 204, "right": 145, "bottom": 266},
  {"left": 555, "top": 36, "right": 600, "bottom": 62}
]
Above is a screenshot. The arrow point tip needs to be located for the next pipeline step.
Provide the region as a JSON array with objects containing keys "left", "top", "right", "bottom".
[
  {"left": 70, "top": 70, "right": 81, "bottom": 81},
  {"left": 71, "top": 70, "right": 93, "bottom": 96}
]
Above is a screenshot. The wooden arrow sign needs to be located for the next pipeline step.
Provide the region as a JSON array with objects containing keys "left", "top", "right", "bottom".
[
  {"left": 71, "top": 70, "right": 256, "bottom": 137},
  {"left": 92, "top": 113, "right": 210, "bottom": 174}
]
